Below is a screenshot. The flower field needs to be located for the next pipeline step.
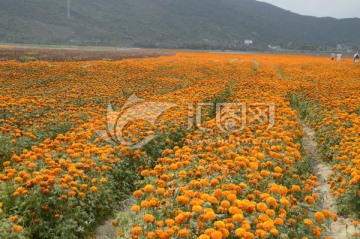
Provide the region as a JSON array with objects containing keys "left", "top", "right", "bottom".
[{"left": 0, "top": 52, "right": 359, "bottom": 238}]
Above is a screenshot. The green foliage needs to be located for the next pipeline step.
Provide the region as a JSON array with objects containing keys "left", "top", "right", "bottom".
[
  {"left": 121, "top": 88, "right": 131, "bottom": 97},
  {"left": 0, "top": 134, "right": 13, "bottom": 167},
  {"left": 287, "top": 93, "right": 323, "bottom": 125},
  {"left": 143, "top": 124, "right": 188, "bottom": 168},
  {"left": 208, "top": 81, "right": 235, "bottom": 119},
  {"left": 19, "top": 55, "right": 37, "bottom": 62},
  {"left": 355, "top": 107, "right": 360, "bottom": 116},
  {"left": 251, "top": 60, "right": 260, "bottom": 72},
  {"left": 0, "top": 218, "right": 29, "bottom": 239},
  {"left": 45, "top": 122, "right": 74, "bottom": 139}
]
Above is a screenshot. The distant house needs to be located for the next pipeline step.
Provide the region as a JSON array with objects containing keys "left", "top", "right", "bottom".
[
  {"left": 268, "top": 45, "right": 281, "bottom": 50},
  {"left": 244, "top": 40, "right": 253, "bottom": 46}
]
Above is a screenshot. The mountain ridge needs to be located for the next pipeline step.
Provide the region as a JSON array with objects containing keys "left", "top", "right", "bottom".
[{"left": 1, "top": 0, "right": 359, "bottom": 50}]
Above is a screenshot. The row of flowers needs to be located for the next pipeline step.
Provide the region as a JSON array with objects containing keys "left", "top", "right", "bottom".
[
  {"left": 282, "top": 58, "right": 360, "bottom": 220},
  {"left": 0, "top": 53, "right": 250, "bottom": 238},
  {"left": 120, "top": 54, "right": 338, "bottom": 239}
]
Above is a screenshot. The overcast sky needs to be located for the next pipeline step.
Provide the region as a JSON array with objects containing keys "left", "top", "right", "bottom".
[{"left": 258, "top": 0, "right": 360, "bottom": 19}]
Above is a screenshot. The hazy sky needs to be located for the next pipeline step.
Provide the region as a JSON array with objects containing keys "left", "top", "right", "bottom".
[{"left": 258, "top": 0, "right": 360, "bottom": 19}]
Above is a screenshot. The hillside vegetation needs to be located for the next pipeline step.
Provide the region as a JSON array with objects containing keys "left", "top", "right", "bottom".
[{"left": 1, "top": 0, "right": 360, "bottom": 50}]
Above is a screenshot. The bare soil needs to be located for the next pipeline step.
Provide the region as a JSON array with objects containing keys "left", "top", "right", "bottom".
[
  {"left": 93, "top": 219, "right": 117, "bottom": 239},
  {"left": 0, "top": 46, "right": 171, "bottom": 62},
  {"left": 303, "top": 126, "right": 357, "bottom": 238}
]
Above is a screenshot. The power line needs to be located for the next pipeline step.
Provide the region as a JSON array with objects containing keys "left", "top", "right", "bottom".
[{"left": 67, "top": 0, "right": 71, "bottom": 18}]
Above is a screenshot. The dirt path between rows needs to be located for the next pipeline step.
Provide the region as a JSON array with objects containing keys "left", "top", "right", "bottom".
[
  {"left": 93, "top": 219, "right": 117, "bottom": 239},
  {"left": 303, "top": 126, "right": 356, "bottom": 238}
]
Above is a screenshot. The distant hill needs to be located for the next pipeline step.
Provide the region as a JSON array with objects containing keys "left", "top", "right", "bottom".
[{"left": 1, "top": 0, "right": 360, "bottom": 50}]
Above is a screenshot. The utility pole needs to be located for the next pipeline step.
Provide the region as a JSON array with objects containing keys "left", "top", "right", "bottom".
[{"left": 67, "top": 0, "right": 71, "bottom": 18}]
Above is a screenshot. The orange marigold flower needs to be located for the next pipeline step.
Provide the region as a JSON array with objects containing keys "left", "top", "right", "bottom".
[
  {"left": 226, "top": 194, "right": 237, "bottom": 201},
  {"left": 207, "top": 196, "right": 219, "bottom": 204},
  {"left": 265, "top": 209, "right": 276, "bottom": 216},
  {"left": 220, "top": 200, "right": 231, "bottom": 208},
  {"left": 140, "top": 200, "right": 151, "bottom": 208},
  {"left": 78, "top": 192, "right": 85, "bottom": 198},
  {"left": 8, "top": 215, "right": 19, "bottom": 223},
  {"left": 304, "top": 219, "right": 313, "bottom": 227},
  {"left": 12, "top": 224, "right": 23, "bottom": 232},
  {"left": 313, "top": 226, "right": 321, "bottom": 237},
  {"left": 291, "top": 185, "right": 301, "bottom": 192},
  {"left": 314, "top": 212, "right": 325, "bottom": 222},
  {"left": 210, "top": 230, "right": 223, "bottom": 239},
  {"left": 262, "top": 220, "right": 275, "bottom": 230},
  {"left": 274, "top": 218, "right": 284, "bottom": 225},
  {"left": 14, "top": 177, "right": 22, "bottom": 183},
  {"left": 265, "top": 197, "right": 278, "bottom": 208},
  {"left": 235, "top": 228, "right": 246, "bottom": 237},
  {"left": 232, "top": 214, "right": 244, "bottom": 222},
  {"left": 165, "top": 219, "right": 175, "bottom": 227},
  {"left": 322, "top": 209, "right": 331, "bottom": 218},
  {"left": 352, "top": 220, "right": 360, "bottom": 227},
  {"left": 68, "top": 191, "right": 76, "bottom": 197},
  {"left": 304, "top": 196, "right": 315, "bottom": 204},
  {"left": 229, "top": 206, "right": 242, "bottom": 215},
  {"left": 280, "top": 197, "right": 290, "bottom": 206},
  {"left": 213, "top": 221, "right": 226, "bottom": 229},
  {"left": 177, "top": 229, "right": 190, "bottom": 237},
  {"left": 256, "top": 229, "right": 268, "bottom": 238},
  {"left": 90, "top": 186, "right": 98, "bottom": 192},
  {"left": 256, "top": 203, "right": 268, "bottom": 212},
  {"left": 176, "top": 195, "right": 189, "bottom": 206},
  {"left": 204, "top": 212, "right": 217, "bottom": 221},
  {"left": 192, "top": 205, "right": 203, "bottom": 214},
  {"left": 144, "top": 184, "right": 154, "bottom": 193},
  {"left": 156, "top": 221, "right": 164, "bottom": 227},
  {"left": 133, "top": 190, "right": 143, "bottom": 198},
  {"left": 270, "top": 228, "right": 279, "bottom": 236},
  {"left": 131, "top": 226, "right": 142, "bottom": 235},
  {"left": 199, "top": 235, "right": 211, "bottom": 239},
  {"left": 144, "top": 214, "right": 155, "bottom": 223},
  {"left": 156, "top": 188, "right": 165, "bottom": 195},
  {"left": 131, "top": 205, "right": 140, "bottom": 212}
]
